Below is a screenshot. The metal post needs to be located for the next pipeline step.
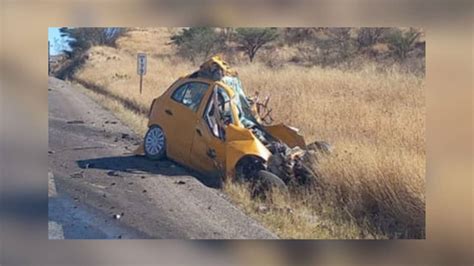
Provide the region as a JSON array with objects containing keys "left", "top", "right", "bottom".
[
  {"left": 137, "top": 53, "right": 146, "bottom": 94},
  {"left": 140, "top": 74, "right": 143, "bottom": 94}
]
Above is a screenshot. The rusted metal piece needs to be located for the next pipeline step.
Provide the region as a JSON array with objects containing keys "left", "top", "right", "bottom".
[
  {"left": 253, "top": 92, "right": 274, "bottom": 125},
  {"left": 267, "top": 141, "right": 332, "bottom": 187}
]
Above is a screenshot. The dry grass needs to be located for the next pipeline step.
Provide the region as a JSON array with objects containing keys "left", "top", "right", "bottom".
[
  {"left": 223, "top": 181, "right": 372, "bottom": 239},
  {"left": 70, "top": 28, "right": 425, "bottom": 239}
]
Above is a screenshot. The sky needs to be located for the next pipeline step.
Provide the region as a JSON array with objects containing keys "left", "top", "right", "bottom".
[{"left": 48, "top": 27, "right": 69, "bottom": 55}]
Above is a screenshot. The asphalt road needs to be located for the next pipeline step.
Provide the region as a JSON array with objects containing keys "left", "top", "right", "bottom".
[{"left": 48, "top": 77, "right": 276, "bottom": 239}]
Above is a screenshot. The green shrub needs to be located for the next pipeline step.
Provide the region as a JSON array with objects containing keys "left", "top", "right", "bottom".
[
  {"left": 386, "top": 28, "right": 421, "bottom": 61},
  {"left": 170, "top": 27, "right": 224, "bottom": 63},
  {"left": 235, "top": 28, "right": 279, "bottom": 62}
]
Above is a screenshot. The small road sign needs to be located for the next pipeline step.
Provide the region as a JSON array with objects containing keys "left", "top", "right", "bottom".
[
  {"left": 137, "top": 53, "right": 147, "bottom": 75},
  {"left": 137, "top": 53, "right": 147, "bottom": 94}
]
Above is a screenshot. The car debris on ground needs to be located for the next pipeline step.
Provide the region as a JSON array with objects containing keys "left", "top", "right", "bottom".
[
  {"left": 66, "top": 120, "right": 84, "bottom": 124},
  {"left": 256, "top": 205, "right": 269, "bottom": 213},
  {"left": 71, "top": 171, "right": 85, "bottom": 178},
  {"left": 113, "top": 212, "right": 124, "bottom": 219},
  {"left": 107, "top": 171, "right": 120, "bottom": 177}
]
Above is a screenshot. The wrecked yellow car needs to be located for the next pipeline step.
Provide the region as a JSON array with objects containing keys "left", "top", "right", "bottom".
[{"left": 138, "top": 56, "right": 330, "bottom": 188}]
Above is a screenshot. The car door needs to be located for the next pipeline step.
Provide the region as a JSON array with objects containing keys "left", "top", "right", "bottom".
[
  {"left": 189, "top": 86, "right": 230, "bottom": 177},
  {"left": 163, "top": 80, "right": 210, "bottom": 165}
]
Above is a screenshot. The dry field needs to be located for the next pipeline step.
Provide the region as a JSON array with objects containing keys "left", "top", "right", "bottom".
[{"left": 71, "top": 28, "right": 425, "bottom": 239}]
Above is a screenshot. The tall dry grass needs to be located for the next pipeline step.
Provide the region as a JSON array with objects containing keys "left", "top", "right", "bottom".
[
  {"left": 236, "top": 62, "right": 425, "bottom": 238},
  {"left": 70, "top": 29, "right": 425, "bottom": 239}
]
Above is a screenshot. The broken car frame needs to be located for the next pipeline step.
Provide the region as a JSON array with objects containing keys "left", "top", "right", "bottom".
[{"left": 135, "top": 56, "right": 331, "bottom": 189}]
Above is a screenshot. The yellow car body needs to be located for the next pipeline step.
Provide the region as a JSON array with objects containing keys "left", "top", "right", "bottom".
[{"left": 137, "top": 74, "right": 308, "bottom": 180}]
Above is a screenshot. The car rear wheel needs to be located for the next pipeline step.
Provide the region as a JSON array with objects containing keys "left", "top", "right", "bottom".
[{"left": 144, "top": 125, "right": 166, "bottom": 160}]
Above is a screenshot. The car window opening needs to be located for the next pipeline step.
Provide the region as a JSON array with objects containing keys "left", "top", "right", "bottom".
[
  {"left": 172, "top": 82, "right": 209, "bottom": 112},
  {"left": 205, "top": 87, "right": 234, "bottom": 140}
]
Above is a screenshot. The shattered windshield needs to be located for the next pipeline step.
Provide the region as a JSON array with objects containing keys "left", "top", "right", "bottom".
[
  {"left": 236, "top": 94, "right": 259, "bottom": 127},
  {"left": 221, "top": 76, "right": 258, "bottom": 127},
  {"left": 222, "top": 76, "right": 245, "bottom": 99}
]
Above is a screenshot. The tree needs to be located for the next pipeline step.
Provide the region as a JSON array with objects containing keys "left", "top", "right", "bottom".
[
  {"left": 327, "top": 28, "right": 356, "bottom": 61},
  {"left": 55, "top": 28, "right": 126, "bottom": 79},
  {"left": 220, "top": 27, "right": 234, "bottom": 43},
  {"left": 386, "top": 28, "right": 421, "bottom": 61},
  {"left": 170, "top": 27, "right": 224, "bottom": 63},
  {"left": 52, "top": 36, "right": 69, "bottom": 55},
  {"left": 356, "top": 28, "right": 385, "bottom": 49},
  {"left": 282, "top": 27, "right": 319, "bottom": 44},
  {"left": 59, "top": 27, "right": 127, "bottom": 58},
  {"left": 304, "top": 28, "right": 356, "bottom": 67},
  {"left": 235, "top": 28, "right": 279, "bottom": 62}
]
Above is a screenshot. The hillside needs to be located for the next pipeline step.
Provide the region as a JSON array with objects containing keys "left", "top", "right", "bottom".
[{"left": 63, "top": 28, "right": 425, "bottom": 239}]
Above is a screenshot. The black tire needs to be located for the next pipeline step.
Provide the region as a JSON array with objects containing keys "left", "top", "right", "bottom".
[
  {"left": 144, "top": 125, "right": 166, "bottom": 160},
  {"left": 251, "top": 170, "right": 288, "bottom": 200},
  {"left": 257, "top": 170, "right": 288, "bottom": 192},
  {"left": 234, "top": 156, "right": 266, "bottom": 183}
]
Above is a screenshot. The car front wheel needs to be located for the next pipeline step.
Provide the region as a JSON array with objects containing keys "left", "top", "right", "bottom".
[
  {"left": 144, "top": 125, "right": 166, "bottom": 160},
  {"left": 251, "top": 170, "right": 288, "bottom": 199}
]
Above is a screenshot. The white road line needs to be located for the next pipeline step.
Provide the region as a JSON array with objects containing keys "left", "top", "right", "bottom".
[
  {"left": 48, "top": 171, "right": 64, "bottom": 239},
  {"left": 48, "top": 221, "right": 65, "bottom": 240},
  {"left": 48, "top": 171, "right": 57, "bottom": 197}
]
